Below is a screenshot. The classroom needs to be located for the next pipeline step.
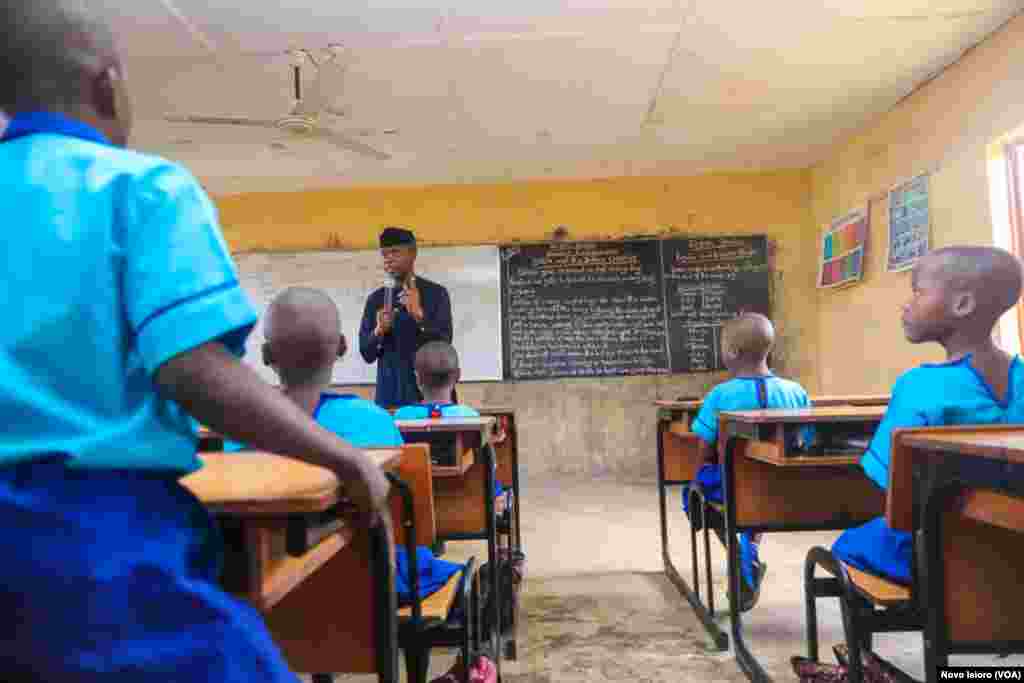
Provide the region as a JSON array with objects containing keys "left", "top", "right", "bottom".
[{"left": 3, "top": 2, "right": 1024, "bottom": 683}]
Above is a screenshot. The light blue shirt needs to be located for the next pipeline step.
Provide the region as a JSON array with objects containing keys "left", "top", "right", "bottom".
[
  {"left": 225, "top": 394, "right": 403, "bottom": 451},
  {"left": 0, "top": 112, "right": 256, "bottom": 474},
  {"left": 692, "top": 374, "right": 812, "bottom": 448},
  {"left": 860, "top": 354, "right": 1024, "bottom": 489},
  {"left": 393, "top": 403, "right": 481, "bottom": 420}
]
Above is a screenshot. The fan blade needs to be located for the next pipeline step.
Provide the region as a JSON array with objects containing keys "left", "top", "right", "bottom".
[
  {"left": 164, "top": 115, "right": 280, "bottom": 128},
  {"left": 315, "top": 127, "right": 391, "bottom": 161}
]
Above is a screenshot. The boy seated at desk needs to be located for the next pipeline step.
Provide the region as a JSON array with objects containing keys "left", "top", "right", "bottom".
[
  {"left": 393, "top": 341, "right": 479, "bottom": 419},
  {"left": 224, "top": 287, "right": 403, "bottom": 450},
  {"left": 225, "top": 288, "right": 463, "bottom": 603},
  {"left": 393, "top": 341, "right": 507, "bottom": 500},
  {"left": 0, "top": 5, "right": 390, "bottom": 679},
  {"left": 683, "top": 313, "right": 814, "bottom": 611},
  {"left": 830, "top": 246, "right": 1024, "bottom": 585}
]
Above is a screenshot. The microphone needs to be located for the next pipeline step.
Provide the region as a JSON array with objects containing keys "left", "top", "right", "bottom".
[{"left": 384, "top": 274, "right": 397, "bottom": 311}]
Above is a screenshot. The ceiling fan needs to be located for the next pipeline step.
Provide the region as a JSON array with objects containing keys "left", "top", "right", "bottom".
[{"left": 164, "top": 47, "right": 395, "bottom": 161}]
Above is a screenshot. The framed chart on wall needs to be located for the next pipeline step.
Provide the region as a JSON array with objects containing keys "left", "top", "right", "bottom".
[
  {"left": 818, "top": 205, "right": 869, "bottom": 288},
  {"left": 886, "top": 173, "right": 930, "bottom": 272}
]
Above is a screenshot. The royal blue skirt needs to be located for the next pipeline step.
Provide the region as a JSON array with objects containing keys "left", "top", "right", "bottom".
[{"left": 0, "top": 456, "right": 300, "bottom": 682}]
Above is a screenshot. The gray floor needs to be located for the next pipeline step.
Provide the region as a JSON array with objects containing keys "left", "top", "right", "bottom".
[{"left": 304, "top": 474, "right": 1020, "bottom": 681}]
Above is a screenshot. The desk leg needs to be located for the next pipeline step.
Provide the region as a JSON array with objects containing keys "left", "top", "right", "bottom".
[
  {"left": 723, "top": 437, "right": 772, "bottom": 683},
  {"left": 484, "top": 445, "right": 503, "bottom": 677},
  {"left": 511, "top": 424, "right": 523, "bottom": 554},
  {"left": 659, "top": 422, "right": 730, "bottom": 651}
]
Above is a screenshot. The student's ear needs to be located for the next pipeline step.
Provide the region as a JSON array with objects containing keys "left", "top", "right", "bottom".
[
  {"left": 92, "top": 65, "right": 132, "bottom": 146},
  {"left": 951, "top": 291, "right": 977, "bottom": 319},
  {"left": 261, "top": 342, "right": 274, "bottom": 367}
]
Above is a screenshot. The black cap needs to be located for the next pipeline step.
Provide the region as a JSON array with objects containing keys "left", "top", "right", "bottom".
[{"left": 379, "top": 227, "right": 416, "bottom": 248}]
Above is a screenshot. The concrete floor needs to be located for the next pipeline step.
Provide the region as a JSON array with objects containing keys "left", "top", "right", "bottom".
[{"left": 304, "top": 474, "right": 1021, "bottom": 682}]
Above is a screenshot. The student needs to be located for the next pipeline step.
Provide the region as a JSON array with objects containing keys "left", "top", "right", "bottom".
[
  {"left": 683, "top": 313, "right": 813, "bottom": 611},
  {"left": 0, "top": 4, "right": 388, "bottom": 681},
  {"left": 831, "top": 246, "right": 1024, "bottom": 584},
  {"left": 393, "top": 341, "right": 507, "bottom": 502},
  {"left": 393, "top": 342, "right": 480, "bottom": 419},
  {"left": 225, "top": 289, "right": 462, "bottom": 598},
  {"left": 225, "top": 288, "right": 403, "bottom": 450}
]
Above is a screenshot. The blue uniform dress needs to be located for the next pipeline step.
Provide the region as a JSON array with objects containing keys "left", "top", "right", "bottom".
[
  {"left": 226, "top": 394, "right": 463, "bottom": 602},
  {"left": 832, "top": 355, "right": 1024, "bottom": 584},
  {"left": 684, "top": 375, "right": 813, "bottom": 586},
  {"left": 225, "top": 394, "right": 404, "bottom": 451},
  {"left": 0, "top": 112, "right": 300, "bottom": 681},
  {"left": 358, "top": 276, "right": 453, "bottom": 408}
]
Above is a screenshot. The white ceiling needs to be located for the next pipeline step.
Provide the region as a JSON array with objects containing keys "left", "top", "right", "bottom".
[{"left": 97, "top": 0, "right": 1023, "bottom": 193}]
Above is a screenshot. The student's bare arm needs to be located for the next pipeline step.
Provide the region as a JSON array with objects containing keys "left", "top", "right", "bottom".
[{"left": 155, "top": 342, "right": 389, "bottom": 525}]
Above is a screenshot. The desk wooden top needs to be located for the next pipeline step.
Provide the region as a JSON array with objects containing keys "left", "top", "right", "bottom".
[
  {"left": 477, "top": 405, "right": 516, "bottom": 415},
  {"left": 394, "top": 416, "right": 496, "bottom": 434},
  {"left": 812, "top": 394, "right": 890, "bottom": 407},
  {"left": 721, "top": 405, "right": 887, "bottom": 424},
  {"left": 656, "top": 395, "right": 889, "bottom": 411},
  {"left": 888, "top": 426, "right": 1024, "bottom": 531},
  {"left": 898, "top": 426, "right": 1024, "bottom": 463},
  {"left": 654, "top": 399, "right": 703, "bottom": 409},
  {"left": 182, "top": 449, "right": 402, "bottom": 516}
]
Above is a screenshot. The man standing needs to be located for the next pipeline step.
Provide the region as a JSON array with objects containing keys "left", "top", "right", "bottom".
[{"left": 360, "top": 227, "right": 454, "bottom": 407}]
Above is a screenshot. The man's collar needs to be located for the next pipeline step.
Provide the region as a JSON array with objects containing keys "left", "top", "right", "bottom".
[{"left": 1, "top": 111, "right": 110, "bottom": 145}]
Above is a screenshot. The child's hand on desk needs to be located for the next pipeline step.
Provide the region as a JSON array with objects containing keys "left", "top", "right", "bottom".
[
  {"left": 155, "top": 342, "right": 392, "bottom": 529},
  {"left": 339, "top": 455, "right": 392, "bottom": 529}
]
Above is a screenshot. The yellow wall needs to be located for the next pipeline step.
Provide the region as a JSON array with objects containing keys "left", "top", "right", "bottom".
[
  {"left": 809, "top": 13, "right": 1024, "bottom": 394},
  {"left": 216, "top": 171, "right": 817, "bottom": 476},
  {"left": 218, "top": 170, "right": 820, "bottom": 389}
]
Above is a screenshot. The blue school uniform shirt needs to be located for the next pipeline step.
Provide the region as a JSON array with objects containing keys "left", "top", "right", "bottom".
[
  {"left": 224, "top": 394, "right": 403, "bottom": 451},
  {"left": 0, "top": 112, "right": 256, "bottom": 474},
  {"left": 685, "top": 375, "right": 811, "bottom": 509},
  {"left": 392, "top": 403, "right": 480, "bottom": 420},
  {"left": 834, "top": 354, "right": 1024, "bottom": 584},
  {"left": 691, "top": 374, "right": 813, "bottom": 448},
  {"left": 859, "top": 354, "right": 1024, "bottom": 490}
]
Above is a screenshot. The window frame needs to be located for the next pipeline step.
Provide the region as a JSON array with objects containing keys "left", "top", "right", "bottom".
[{"left": 1006, "top": 142, "right": 1024, "bottom": 351}]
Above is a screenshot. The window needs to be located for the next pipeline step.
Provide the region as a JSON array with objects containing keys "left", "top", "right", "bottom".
[{"left": 1006, "top": 143, "right": 1024, "bottom": 353}]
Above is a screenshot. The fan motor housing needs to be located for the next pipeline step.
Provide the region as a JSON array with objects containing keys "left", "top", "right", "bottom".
[{"left": 277, "top": 115, "right": 315, "bottom": 134}]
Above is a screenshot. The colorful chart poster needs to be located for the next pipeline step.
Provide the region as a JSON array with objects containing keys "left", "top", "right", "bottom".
[
  {"left": 818, "top": 205, "right": 869, "bottom": 288},
  {"left": 886, "top": 173, "right": 930, "bottom": 272}
]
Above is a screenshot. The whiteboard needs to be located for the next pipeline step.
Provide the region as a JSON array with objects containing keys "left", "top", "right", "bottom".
[{"left": 233, "top": 246, "right": 503, "bottom": 384}]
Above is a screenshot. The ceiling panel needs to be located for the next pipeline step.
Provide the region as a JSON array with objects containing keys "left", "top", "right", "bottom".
[{"left": 114, "top": 0, "right": 1024, "bottom": 187}]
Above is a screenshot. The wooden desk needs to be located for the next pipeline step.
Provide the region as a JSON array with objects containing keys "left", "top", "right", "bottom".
[
  {"left": 713, "top": 407, "right": 886, "bottom": 681},
  {"left": 394, "top": 417, "right": 505, "bottom": 672},
  {"left": 888, "top": 425, "right": 1024, "bottom": 531},
  {"left": 885, "top": 427, "right": 1024, "bottom": 681},
  {"left": 182, "top": 449, "right": 402, "bottom": 679},
  {"left": 809, "top": 394, "right": 890, "bottom": 407},
  {"left": 654, "top": 400, "right": 889, "bottom": 654}
]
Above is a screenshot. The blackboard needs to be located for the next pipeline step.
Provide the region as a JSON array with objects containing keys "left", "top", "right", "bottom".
[
  {"left": 662, "top": 236, "right": 770, "bottom": 373},
  {"left": 500, "top": 236, "right": 769, "bottom": 380}
]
